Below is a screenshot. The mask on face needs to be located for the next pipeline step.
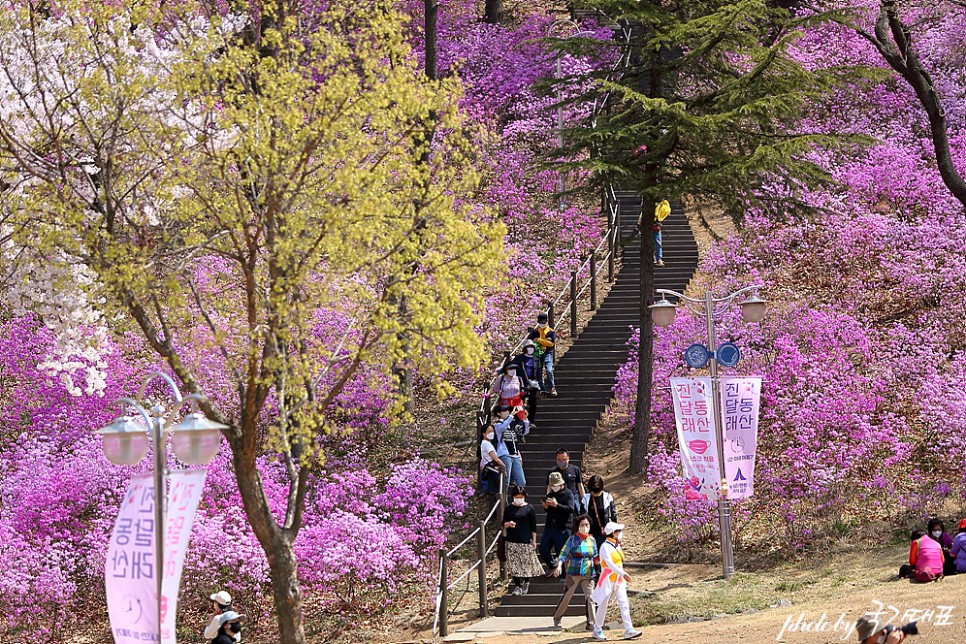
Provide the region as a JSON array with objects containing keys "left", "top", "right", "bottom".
[
  {"left": 578, "top": 524, "right": 590, "bottom": 536},
  {"left": 932, "top": 530, "right": 942, "bottom": 539},
  {"left": 551, "top": 484, "right": 564, "bottom": 493},
  {"left": 592, "top": 488, "right": 603, "bottom": 495},
  {"left": 228, "top": 622, "right": 242, "bottom": 634},
  {"left": 513, "top": 497, "right": 525, "bottom": 506},
  {"left": 556, "top": 461, "right": 568, "bottom": 469},
  {"left": 485, "top": 432, "right": 494, "bottom": 441},
  {"left": 525, "top": 348, "right": 535, "bottom": 355},
  {"left": 537, "top": 323, "right": 548, "bottom": 329}
]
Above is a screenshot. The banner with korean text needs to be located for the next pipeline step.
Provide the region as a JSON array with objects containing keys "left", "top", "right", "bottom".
[
  {"left": 720, "top": 376, "right": 762, "bottom": 499},
  {"left": 670, "top": 377, "right": 721, "bottom": 500},
  {"left": 106, "top": 469, "right": 207, "bottom": 644}
]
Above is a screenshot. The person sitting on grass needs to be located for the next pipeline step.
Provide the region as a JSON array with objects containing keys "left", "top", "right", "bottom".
[
  {"left": 951, "top": 518, "right": 966, "bottom": 574},
  {"left": 927, "top": 517, "right": 956, "bottom": 576},
  {"left": 898, "top": 529, "right": 944, "bottom": 582}
]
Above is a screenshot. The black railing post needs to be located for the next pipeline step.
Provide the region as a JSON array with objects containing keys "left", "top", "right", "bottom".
[
  {"left": 498, "top": 471, "right": 507, "bottom": 579},
  {"left": 570, "top": 270, "right": 578, "bottom": 338},
  {"left": 439, "top": 549, "right": 448, "bottom": 637},
  {"left": 477, "top": 520, "right": 488, "bottom": 618},
  {"left": 590, "top": 253, "right": 597, "bottom": 310},
  {"left": 548, "top": 302, "right": 555, "bottom": 330}
]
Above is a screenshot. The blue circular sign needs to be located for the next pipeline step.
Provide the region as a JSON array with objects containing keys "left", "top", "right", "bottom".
[
  {"left": 683, "top": 343, "right": 711, "bottom": 369},
  {"left": 716, "top": 342, "right": 741, "bottom": 367}
]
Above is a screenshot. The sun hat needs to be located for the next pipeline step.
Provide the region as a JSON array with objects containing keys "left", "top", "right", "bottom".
[
  {"left": 219, "top": 611, "right": 246, "bottom": 626},
  {"left": 603, "top": 522, "right": 625, "bottom": 535},
  {"left": 210, "top": 591, "right": 232, "bottom": 606},
  {"left": 855, "top": 613, "right": 881, "bottom": 642},
  {"left": 548, "top": 471, "right": 565, "bottom": 487}
]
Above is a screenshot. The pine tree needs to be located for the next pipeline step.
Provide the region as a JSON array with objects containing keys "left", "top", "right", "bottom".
[{"left": 561, "top": 0, "right": 864, "bottom": 473}]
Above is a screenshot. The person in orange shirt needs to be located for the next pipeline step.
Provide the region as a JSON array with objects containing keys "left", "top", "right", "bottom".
[
  {"left": 898, "top": 529, "right": 944, "bottom": 582},
  {"left": 589, "top": 523, "right": 641, "bottom": 641}
]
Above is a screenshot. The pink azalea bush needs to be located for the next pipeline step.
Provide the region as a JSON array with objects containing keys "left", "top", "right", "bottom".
[{"left": 613, "top": 0, "right": 966, "bottom": 551}]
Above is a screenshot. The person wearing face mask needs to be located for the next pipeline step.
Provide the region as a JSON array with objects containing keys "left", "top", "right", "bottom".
[
  {"left": 926, "top": 517, "right": 955, "bottom": 576},
  {"left": 488, "top": 362, "right": 525, "bottom": 408},
  {"left": 513, "top": 340, "right": 542, "bottom": 421},
  {"left": 210, "top": 611, "right": 245, "bottom": 644},
  {"left": 479, "top": 424, "right": 505, "bottom": 499},
  {"left": 502, "top": 484, "right": 544, "bottom": 596},
  {"left": 551, "top": 515, "right": 598, "bottom": 630},
  {"left": 590, "top": 523, "right": 641, "bottom": 641},
  {"left": 582, "top": 475, "right": 617, "bottom": 551},
  {"left": 540, "top": 471, "right": 576, "bottom": 568},
  {"left": 203, "top": 591, "right": 239, "bottom": 641},
  {"left": 547, "top": 449, "right": 586, "bottom": 509},
  {"left": 527, "top": 313, "right": 557, "bottom": 396},
  {"left": 898, "top": 529, "right": 943, "bottom": 582},
  {"left": 492, "top": 404, "right": 529, "bottom": 488}
]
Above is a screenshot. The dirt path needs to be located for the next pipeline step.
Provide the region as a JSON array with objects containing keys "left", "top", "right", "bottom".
[{"left": 474, "top": 572, "right": 965, "bottom": 643}]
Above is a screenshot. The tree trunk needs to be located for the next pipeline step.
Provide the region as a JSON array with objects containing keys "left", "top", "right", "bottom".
[
  {"left": 266, "top": 534, "right": 305, "bottom": 644},
  {"left": 231, "top": 436, "right": 307, "bottom": 643},
  {"left": 484, "top": 0, "right": 503, "bottom": 24},
  {"left": 425, "top": 0, "right": 438, "bottom": 80},
  {"left": 630, "top": 192, "right": 657, "bottom": 474},
  {"left": 868, "top": 1, "right": 966, "bottom": 209}
]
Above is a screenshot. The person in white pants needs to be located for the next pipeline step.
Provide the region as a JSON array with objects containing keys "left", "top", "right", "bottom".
[{"left": 590, "top": 522, "right": 641, "bottom": 641}]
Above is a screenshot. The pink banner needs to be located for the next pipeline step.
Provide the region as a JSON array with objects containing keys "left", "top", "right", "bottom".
[
  {"left": 670, "top": 377, "right": 721, "bottom": 501},
  {"left": 106, "top": 469, "right": 207, "bottom": 644},
  {"left": 106, "top": 474, "right": 158, "bottom": 643},
  {"left": 161, "top": 469, "right": 207, "bottom": 643},
  {"left": 720, "top": 377, "right": 762, "bottom": 499}
]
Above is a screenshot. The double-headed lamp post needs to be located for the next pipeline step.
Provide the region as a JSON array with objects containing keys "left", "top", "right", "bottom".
[
  {"left": 97, "top": 370, "right": 228, "bottom": 641},
  {"left": 648, "top": 285, "right": 766, "bottom": 579}
]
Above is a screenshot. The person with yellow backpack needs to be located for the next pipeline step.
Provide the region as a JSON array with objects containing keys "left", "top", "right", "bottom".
[
  {"left": 653, "top": 199, "right": 670, "bottom": 267},
  {"left": 527, "top": 313, "right": 557, "bottom": 396}
]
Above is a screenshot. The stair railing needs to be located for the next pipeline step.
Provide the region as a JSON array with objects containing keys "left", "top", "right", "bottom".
[
  {"left": 474, "top": 183, "right": 621, "bottom": 436},
  {"left": 432, "top": 472, "right": 506, "bottom": 638}
]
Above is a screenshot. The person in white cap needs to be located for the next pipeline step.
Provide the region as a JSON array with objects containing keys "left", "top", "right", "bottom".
[
  {"left": 590, "top": 522, "right": 641, "bottom": 641},
  {"left": 204, "top": 591, "right": 240, "bottom": 641}
]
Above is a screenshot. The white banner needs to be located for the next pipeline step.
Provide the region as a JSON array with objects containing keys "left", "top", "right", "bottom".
[
  {"left": 720, "top": 377, "right": 762, "bottom": 499},
  {"left": 106, "top": 469, "right": 207, "bottom": 644},
  {"left": 670, "top": 377, "right": 721, "bottom": 501}
]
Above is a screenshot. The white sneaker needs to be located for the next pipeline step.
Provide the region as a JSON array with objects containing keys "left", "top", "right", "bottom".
[
  {"left": 592, "top": 628, "right": 608, "bottom": 641},
  {"left": 623, "top": 629, "right": 642, "bottom": 640}
]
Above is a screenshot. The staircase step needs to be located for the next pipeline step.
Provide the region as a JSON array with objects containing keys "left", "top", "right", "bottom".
[{"left": 491, "top": 196, "right": 697, "bottom": 620}]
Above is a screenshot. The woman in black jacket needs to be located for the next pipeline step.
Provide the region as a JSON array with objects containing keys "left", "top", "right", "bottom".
[{"left": 502, "top": 484, "right": 544, "bottom": 596}]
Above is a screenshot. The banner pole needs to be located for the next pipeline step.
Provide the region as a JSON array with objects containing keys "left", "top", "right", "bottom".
[
  {"left": 705, "top": 293, "right": 735, "bottom": 580},
  {"left": 151, "top": 407, "right": 166, "bottom": 643}
]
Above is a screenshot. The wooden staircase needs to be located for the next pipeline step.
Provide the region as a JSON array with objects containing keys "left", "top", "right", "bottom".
[{"left": 494, "top": 191, "right": 699, "bottom": 618}]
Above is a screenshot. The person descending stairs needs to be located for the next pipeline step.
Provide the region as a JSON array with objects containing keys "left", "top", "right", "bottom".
[{"left": 493, "top": 192, "right": 698, "bottom": 622}]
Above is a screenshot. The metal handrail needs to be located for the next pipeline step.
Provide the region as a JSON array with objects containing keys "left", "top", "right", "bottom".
[{"left": 432, "top": 471, "right": 505, "bottom": 638}]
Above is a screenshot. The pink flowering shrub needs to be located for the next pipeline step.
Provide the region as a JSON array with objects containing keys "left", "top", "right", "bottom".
[
  {"left": 612, "top": 0, "right": 966, "bottom": 550},
  {"left": 0, "top": 313, "right": 474, "bottom": 639}
]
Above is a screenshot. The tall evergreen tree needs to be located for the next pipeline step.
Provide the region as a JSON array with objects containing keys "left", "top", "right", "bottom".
[{"left": 561, "top": 0, "right": 863, "bottom": 473}]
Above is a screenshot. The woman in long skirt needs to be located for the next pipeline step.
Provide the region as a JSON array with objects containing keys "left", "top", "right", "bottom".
[
  {"left": 590, "top": 522, "right": 641, "bottom": 641},
  {"left": 502, "top": 484, "right": 544, "bottom": 595}
]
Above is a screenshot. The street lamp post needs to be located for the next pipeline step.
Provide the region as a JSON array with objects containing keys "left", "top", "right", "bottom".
[
  {"left": 97, "top": 370, "right": 228, "bottom": 642},
  {"left": 547, "top": 19, "right": 594, "bottom": 212},
  {"left": 649, "top": 285, "right": 766, "bottom": 579}
]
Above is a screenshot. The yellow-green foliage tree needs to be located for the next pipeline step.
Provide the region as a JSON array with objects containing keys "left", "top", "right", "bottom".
[{"left": 0, "top": 1, "right": 504, "bottom": 639}]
